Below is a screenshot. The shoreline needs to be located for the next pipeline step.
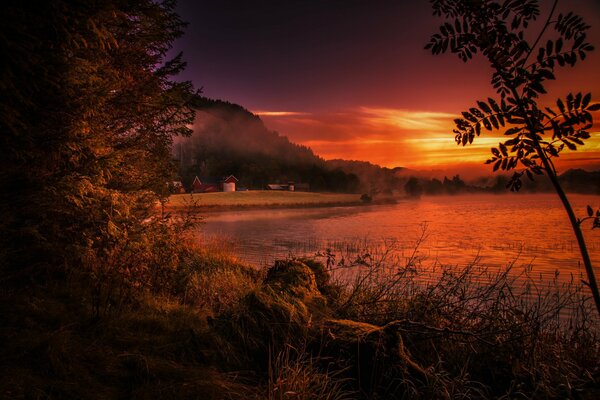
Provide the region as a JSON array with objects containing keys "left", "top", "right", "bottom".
[{"left": 161, "top": 195, "right": 400, "bottom": 213}]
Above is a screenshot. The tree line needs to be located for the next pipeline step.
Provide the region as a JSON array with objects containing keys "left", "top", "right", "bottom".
[{"left": 174, "top": 97, "right": 361, "bottom": 192}]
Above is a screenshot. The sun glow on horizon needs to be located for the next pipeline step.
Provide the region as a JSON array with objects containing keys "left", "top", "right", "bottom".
[{"left": 257, "top": 107, "right": 600, "bottom": 172}]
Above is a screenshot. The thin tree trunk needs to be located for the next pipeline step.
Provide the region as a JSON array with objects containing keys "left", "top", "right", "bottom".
[
  {"left": 536, "top": 150, "right": 600, "bottom": 316},
  {"left": 509, "top": 84, "right": 600, "bottom": 316}
]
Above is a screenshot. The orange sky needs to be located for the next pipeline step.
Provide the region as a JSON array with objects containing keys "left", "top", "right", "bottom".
[
  {"left": 256, "top": 103, "right": 600, "bottom": 176},
  {"left": 175, "top": 0, "right": 600, "bottom": 176}
]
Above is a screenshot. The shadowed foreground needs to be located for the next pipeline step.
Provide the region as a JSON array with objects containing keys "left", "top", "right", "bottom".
[{"left": 2, "top": 251, "right": 599, "bottom": 399}]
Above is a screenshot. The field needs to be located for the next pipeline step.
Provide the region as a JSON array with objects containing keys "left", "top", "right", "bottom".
[{"left": 165, "top": 190, "right": 365, "bottom": 210}]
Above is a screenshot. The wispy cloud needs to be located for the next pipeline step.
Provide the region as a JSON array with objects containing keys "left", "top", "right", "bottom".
[
  {"left": 255, "top": 107, "right": 600, "bottom": 169},
  {"left": 253, "top": 110, "right": 309, "bottom": 117},
  {"left": 358, "top": 107, "right": 456, "bottom": 132}
]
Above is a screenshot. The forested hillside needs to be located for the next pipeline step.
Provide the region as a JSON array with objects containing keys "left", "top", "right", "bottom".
[
  {"left": 174, "top": 97, "right": 361, "bottom": 192},
  {"left": 173, "top": 98, "right": 600, "bottom": 196}
]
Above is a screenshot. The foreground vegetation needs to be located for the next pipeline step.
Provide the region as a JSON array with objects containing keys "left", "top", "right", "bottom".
[{"left": 3, "top": 232, "right": 599, "bottom": 399}]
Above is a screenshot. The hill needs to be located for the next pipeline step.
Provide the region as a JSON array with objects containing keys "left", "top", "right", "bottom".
[
  {"left": 173, "top": 97, "right": 361, "bottom": 192},
  {"left": 172, "top": 97, "right": 599, "bottom": 196}
]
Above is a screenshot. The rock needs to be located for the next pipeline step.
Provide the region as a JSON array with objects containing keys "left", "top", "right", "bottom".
[
  {"left": 295, "top": 257, "right": 342, "bottom": 305},
  {"left": 210, "top": 260, "right": 327, "bottom": 368},
  {"left": 211, "top": 259, "right": 435, "bottom": 398}
]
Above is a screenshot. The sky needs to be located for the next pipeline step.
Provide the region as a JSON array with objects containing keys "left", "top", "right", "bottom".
[{"left": 171, "top": 0, "right": 600, "bottom": 176}]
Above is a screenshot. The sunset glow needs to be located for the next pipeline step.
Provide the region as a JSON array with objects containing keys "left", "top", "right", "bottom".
[
  {"left": 258, "top": 106, "right": 600, "bottom": 174},
  {"left": 174, "top": 0, "right": 600, "bottom": 175}
]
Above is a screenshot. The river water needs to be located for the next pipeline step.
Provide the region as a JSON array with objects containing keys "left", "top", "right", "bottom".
[{"left": 196, "top": 193, "right": 600, "bottom": 285}]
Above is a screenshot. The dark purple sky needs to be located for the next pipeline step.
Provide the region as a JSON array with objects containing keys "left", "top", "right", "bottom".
[{"left": 171, "top": 0, "right": 600, "bottom": 171}]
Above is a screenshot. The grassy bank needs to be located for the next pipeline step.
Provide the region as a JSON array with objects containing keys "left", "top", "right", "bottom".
[
  {"left": 3, "top": 234, "right": 599, "bottom": 399},
  {"left": 164, "top": 191, "right": 379, "bottom": 211}
]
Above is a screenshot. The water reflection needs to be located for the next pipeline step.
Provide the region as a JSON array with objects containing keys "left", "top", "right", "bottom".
[{"left": 196, "top": 193, "right": 600, "bottom": 285}]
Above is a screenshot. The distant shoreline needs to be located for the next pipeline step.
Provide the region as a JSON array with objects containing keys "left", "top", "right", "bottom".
[{"left": 162, "top": 191, "right": 399, "bottom": 213}]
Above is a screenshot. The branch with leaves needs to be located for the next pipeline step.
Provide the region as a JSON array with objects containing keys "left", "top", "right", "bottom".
[{"left": 426, "top": 0, "right": 600, "bottom": 316}]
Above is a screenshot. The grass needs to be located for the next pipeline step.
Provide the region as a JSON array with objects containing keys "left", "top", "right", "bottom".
[
  {"left": 0, "top": 283, "right": 246, "bottom": 400},
  {"left": 3, "top": 232, "right": 599, "bottom": 399},
  {"left": 165, "top": 191, "right": 366, "bottom": 210}
]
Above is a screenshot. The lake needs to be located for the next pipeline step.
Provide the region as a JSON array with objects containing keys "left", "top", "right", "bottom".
[{"left": 196, "top": 193, "right": 600, "bottom": 286}]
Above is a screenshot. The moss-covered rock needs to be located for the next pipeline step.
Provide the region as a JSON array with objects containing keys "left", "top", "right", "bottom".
[
  {"left": 296, "top": 257, "right": 342, "bottom": 305},
  {"left": 211, "top": 259, "right": 434, "bottom": 398},
  {"left": 210, "top": 260, "right": 328, "bottom": 369}
]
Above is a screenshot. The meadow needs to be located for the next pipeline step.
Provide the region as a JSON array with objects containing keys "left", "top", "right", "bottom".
[{"left": 165, "top": 191, "right": 367, "bottom": 210}]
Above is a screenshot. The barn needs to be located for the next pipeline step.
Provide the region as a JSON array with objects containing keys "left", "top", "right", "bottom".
[
  {"left": 192, "top": 175, "right": 239, "bottom": 193},
  {"left": 222, "top": 175, "right": 238, "bottom": 192}
]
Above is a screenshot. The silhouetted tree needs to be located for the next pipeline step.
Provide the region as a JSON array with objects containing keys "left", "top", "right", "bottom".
[
  {"left": 424, "top": 178, "right": 444, "bottom": 195},
  {"left": 404, "top": 177, "right": 424, "bottom": 198},
  {"left": 1, "top": 1, "right": 196, "bottom": 278},
  {"left": 427, "top": 0, "right": 600, "bottom": 314}
]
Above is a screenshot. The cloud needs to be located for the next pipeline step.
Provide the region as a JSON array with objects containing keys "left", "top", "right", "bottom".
[
  {"left": 252, "top": 110, "right": 309, "bottom": 117},
  {"left": 358, "top": 107, "right": 456, "bottom": 132},
  {"left": 256, "top": 107, "right": 600, "bottom": 170}
]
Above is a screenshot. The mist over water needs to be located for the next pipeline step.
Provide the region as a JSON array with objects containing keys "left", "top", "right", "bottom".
[{"left": 196, "top": 193, "right": 600, "bottom": 285}]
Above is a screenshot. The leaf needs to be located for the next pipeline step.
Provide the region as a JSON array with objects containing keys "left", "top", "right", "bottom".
[
  {"left": 546, "top": 39, "right": 553, "bottom": 55},
  {"left": 499, "top": 142, "right": 508, "bottom": 157},
  {"left": 497, "top": 113, "right": 505, "bottom": 126},
  {"left": 582, "top": 93, "right": 591, "bottom": 108},
  {"left": 462, "top": 111, "right": 477, "bottom": 122},
  {"left": 529, "top": 81, "right": 546, "bottom": 94},
  {"left": 490, "top": 115, "right": 499, "bottom": 129},
  {"left": 504, "top": 127, "right": 521, "bottom": 136},
  {"left": 483, "top": 118, "right": 492, "bottom": 131},
  {"left": 526, "top": 169, "right": 534, "bottom": 181},
  {"left": 574, "top": 92, "right": 582, "bottom": 109},
  {"left": 588, "top": 205, "right": 594, "bottom": 217},
  {"left": 493, "top": 159, "right": 501, "bottom": 172},
  {"left": 567, "top": 93, "right": 574, "bottom": 111},
  {"left": 477, "top": 101, "right": 492, "bottom": 114},
  {"left": 555, "top": 38, "right": 563, "bottom": 52},
  {"left": 562, "top": 139, "right": 577, "bottom": 151},
  {"left": 471, "top": 108, "right": 484, "bottom": 118},
  {"left": 588, "top": 103, "right": 600, "bottom": 111},
  {"left": 489, "top": 98, "right": 500, "bottom": 113}
]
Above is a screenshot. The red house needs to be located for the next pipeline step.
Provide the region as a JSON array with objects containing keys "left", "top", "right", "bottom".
[{"left": 192, "top": 175, "right": 238, "bottom": 193}]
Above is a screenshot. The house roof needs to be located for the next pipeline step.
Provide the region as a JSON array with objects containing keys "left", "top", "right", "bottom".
[
  {"left": 222, "top": 175, "right": 239, "bottom": 183},
  {"left": 267, "top": 184, "right": 287, "bottom": 190},
  {"left": 193, "top": 175, "right": 239, "bottom": 185}
]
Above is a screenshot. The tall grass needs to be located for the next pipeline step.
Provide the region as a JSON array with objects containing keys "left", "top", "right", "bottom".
[
  {"left": 304, "top": 227, "right": 600, "bottom": 398},
  {"left": 264, "top": 344, "right": 355, "bottom": 400}
]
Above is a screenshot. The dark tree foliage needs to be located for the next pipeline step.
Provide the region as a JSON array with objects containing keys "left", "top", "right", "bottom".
[
  {"left": 426, "top": 0, "right": 600, "bottom": 315},
  {"left": 178, "top": 98, "right": 361, "bottom": 193},
  {"left": 404, "top": 177, "right": 424, "bottom": 198},
  {"left": 0, "top": 1, "right": 196, "bottom": 279}
]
